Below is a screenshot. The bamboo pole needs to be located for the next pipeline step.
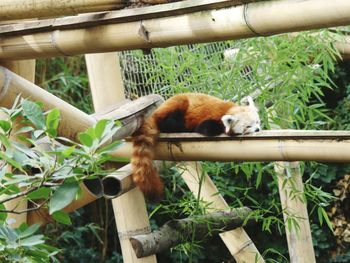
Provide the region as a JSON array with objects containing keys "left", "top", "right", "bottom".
[
  {"left": 111, "top": 133, "right": 350, "bottom": 162},
  {"left": 85, "top": 52, "right": 156, "bottom": 262},
  {"left": 275, "top": 162, "right": 316, "bottom": 263},
  {"left": 0, "top": 60, "right": 36, "bottom": 228},
  {"left": 0, "top": 0, "right": 350, "bottom": 60},
  {"left": 0, "top": 0, "right": 124, "bottom": 21},
  {"left": 0, "top": 66, "right": 96, "bottom": 141},
  {"left": 179, "top": 162, "right": 265, "bottom": 262}
]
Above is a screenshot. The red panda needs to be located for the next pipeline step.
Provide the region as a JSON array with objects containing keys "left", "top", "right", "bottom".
[{"left": 131, "top": 93, "right": 260, "bottom": 201}]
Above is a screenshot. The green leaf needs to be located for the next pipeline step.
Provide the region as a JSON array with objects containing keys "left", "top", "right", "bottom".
[
  {"left": 49, "top": 182, "right": 79, "bottom": 214},
  {"left": 95, "top": 119, "right": 108, "bottom": 139},
  {"left": 0, "top": 133, "right": 11, "bottom": 149},
  {"left": 52, "top": 211, "right": 71, "bottom": 225},
  {"left": 61, "top": 146, "right": 76, "bottom": 158},
  {"left": 78, "top": 132, "right": 93, "bottom": 147},
  {"left": 14, "top": 126, "right": 34, "bottom": 135},
  {"left": 17, "top": 224, "right": 40, "bottom": 239},
  {"left": 0, "top": 120, "right": 11, "bottom": 133},
  {"left": 0, "top": 204, "right": 7, "bottom": 222},
  {"left": 21, "top": 100, "right": 45, "bottom": 130},
  {"left": 45, "top": 108, "right": 60, "bottom": 130},
  {"left": 27, "top": 188, "right": 52, "bottom": 200},
  {"left": 20, "top": 234, "right": 45, "bottom": 246},
  {"left": 0, "top": 151, "right": 24, "bottom": 172}
]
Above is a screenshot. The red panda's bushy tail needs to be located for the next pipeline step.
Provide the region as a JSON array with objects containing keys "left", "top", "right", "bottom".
[{"left": 131, "top": 116, "right": 164, "bottom": 202}]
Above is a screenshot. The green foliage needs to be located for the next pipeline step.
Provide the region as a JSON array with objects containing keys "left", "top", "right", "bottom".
[
  {"left": 0, "top": 97, "right": 123, "bottom": 260},
  {"left": 0, "top": 223, "right": 59, "bottom": 263}
]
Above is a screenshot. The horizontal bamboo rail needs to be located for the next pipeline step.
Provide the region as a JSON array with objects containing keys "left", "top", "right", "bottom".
[
  {"left": 0, "top": 0, "right": 254, "bottom": 33},
  {"left": 111, "top": 131, "right": 350, "bottom": 162},
  {"left": 0, "top": 0, "right": 125, "bottom": 21},
  {"left": 0, "top": 0, "right": 349, "bottom": 60}
]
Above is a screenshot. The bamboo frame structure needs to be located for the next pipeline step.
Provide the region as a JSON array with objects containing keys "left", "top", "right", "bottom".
[
  {"left": 85, "top": 52, "right": 156, "bottom": 263},
  {"left": 0, "top": 0, "right": 350, "bottom": 60},
  {"left": 0, "top": 0, "right": 125, "bottom": 21},
  {"left": 275, "top": 162, "right": 316, "bottom": 263},
  {"left": 179, "top": 162, "right": 265, "bottom": 262}
]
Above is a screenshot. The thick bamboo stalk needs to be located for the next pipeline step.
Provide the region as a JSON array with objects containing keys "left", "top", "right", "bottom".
[
  {"left": 0, "top": 66, "right": 96, "bottom": 141},
  {"left": 85, "top": 52, "right": 156, "bottom": 262},
  {"left": 111, "top": 132, "right": 350, "bottom": 162},
  {"left": 0, "top": 0, "right": 124, "bottom": 21},
  {"left": 130, "top": 207, "right": 253, "bottom": 258},
  {"left": 0, "top": 60, "right": 36, "bottom": 228},
  {"left": 275, "top": 162, "right": 316, "bottom": 263},
  {"left": 0, "top": 66, "right": 162, "bottom": 141},
  {"left": 180, "top": 162, "right": 265, "bottom": 263},
  {"left": 0, "top": 0, "right": 350, "bottom": 60}
]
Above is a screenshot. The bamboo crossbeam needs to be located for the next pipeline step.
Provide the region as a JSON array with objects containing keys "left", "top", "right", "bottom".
[
  {"left": 0, "top": 0, "right": 254, "bottom": 34},
  {"left": 0, "top": 0, "right": 350, "bottom": 60},
  {"left": 111, "top": 130, "right": 350, "bottom": 162},
  {"left": 0, "top": 0, "right": 125, "bottom": 21},
  {"left": 130, "top": 207, "right": 253, "bottom": 258}
]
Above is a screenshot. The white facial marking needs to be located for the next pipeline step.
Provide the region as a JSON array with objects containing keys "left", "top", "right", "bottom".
[{"left": 221, "top": 98, "right": 261, "bottom": 135}]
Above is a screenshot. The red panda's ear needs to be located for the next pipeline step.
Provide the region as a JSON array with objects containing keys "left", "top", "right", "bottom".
[{"left": 247, "top": 96, "right": 258, "bottom": 111}]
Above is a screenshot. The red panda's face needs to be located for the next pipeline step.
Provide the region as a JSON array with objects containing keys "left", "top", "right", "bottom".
[{"left": 221, "top": 97, "right": 261, "bottom": 135}]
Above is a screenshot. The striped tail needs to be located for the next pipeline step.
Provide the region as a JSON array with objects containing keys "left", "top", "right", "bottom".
[{"left": 131, "top": 117, "right": 164, "bottom": 202}]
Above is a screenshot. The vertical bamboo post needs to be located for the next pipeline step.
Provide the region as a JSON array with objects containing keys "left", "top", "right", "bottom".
[
  {"left": 179, "top": 162, "right": 265, "bottom": 263},
  {"left": 275, "top": 162, "right": 316, "bottom": 263},
  {"left": 0, "top": 59, "right": 36, "bottom": 228},
  {"left": 85, "top": 52, "right": 156, "bottom": 262}
]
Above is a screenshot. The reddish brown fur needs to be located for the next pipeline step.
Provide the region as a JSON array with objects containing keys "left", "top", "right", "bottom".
[{"left": 131, "top": 93, "right": 236, "bottom": 201}]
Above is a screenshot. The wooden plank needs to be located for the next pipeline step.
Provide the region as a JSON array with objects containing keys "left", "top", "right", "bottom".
[{"left": 0, "top": 0, "right": 255, "bottom": 36}]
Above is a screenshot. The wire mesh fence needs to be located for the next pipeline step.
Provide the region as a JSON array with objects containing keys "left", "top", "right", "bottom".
[{"left": 119, "top": 41, "right": 255, "bottom": 101}]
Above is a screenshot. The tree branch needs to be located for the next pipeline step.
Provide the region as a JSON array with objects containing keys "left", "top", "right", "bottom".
[{"left": 130, "top": 207, "right": 254, "bottom": 258}]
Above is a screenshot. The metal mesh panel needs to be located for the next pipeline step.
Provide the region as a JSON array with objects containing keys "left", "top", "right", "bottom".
[{"left": 119, "top": 41, "right": 249, "bottom": 100}]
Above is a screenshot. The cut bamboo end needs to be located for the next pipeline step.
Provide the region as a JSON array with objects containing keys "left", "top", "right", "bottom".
[{"left": 102, "top": 164, "right": 134, "bottom": 199}]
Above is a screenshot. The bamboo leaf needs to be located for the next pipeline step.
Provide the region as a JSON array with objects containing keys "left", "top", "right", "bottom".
[{"left": 49, "top": 182, "right": 79, "bottom": 214}]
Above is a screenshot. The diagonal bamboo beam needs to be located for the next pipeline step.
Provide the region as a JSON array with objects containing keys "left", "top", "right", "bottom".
[
  {"left": 0, "top": 0, "right": 349, "bottom": 60},
  {"left": 180, "top": 162, "right": 265, "bottom": 262}
]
